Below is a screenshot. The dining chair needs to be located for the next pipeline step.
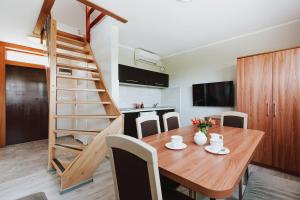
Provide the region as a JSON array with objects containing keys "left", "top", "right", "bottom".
[
  {"left": 220, "top": 111, "right": 248, "bottom": 200},
  {"left": 163, "top": 112, "right": 181, "bottom": 131},
  {"left": 136, "top": 114, "right": 181, "bottom": 193},
  {"left": 221, "top": 111, "right": 248, "bottom": 129},
  {"left": 136, "top": 115, "right": 161, "bottom": 139},
  {"left": 106, "top": 135, "right": 192, "bottom": 200}
]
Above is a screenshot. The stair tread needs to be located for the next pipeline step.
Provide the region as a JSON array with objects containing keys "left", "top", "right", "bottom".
[
  {"left": 57, "top": 74, "right": 100, "bottom": 81},
  {"left": 55, "top": 115, "right": 118, "bottom": 119},
  {"left": 56, "top": 128, "right": 102, "bottom": 132},
  {"left": 55, "top": 129, "right": 100, "bottom": 136},
  {"left": 57, "top": 44, "right": 90, "bottom": 54},
  {"left": 56, "top": 88, "right": 105, "bottom": 92},
  {"left": 57, "top": 63, "right": 97, "bottom": 72},
  {"left": 51, "top": 159, "right": 65, "bottom": 175},
  {"left": 55, "top": 143, "right": 84, "bottom": 151},
  {"left": 57, "top": 53, "right": 94, "bottom": 63},
  {"left": 56, "top": 100, "right": 111, "bottom": 104},
  {"left": 57, "top": 35, "right": 86, "bottom": 47},
  {"left": 57, "top": 30, "right": 85, "bottom": 42}
]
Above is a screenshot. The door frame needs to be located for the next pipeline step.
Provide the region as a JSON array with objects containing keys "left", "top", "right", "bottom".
[{"left": 0, "top": 42, "right": 47, "bottom": 147}]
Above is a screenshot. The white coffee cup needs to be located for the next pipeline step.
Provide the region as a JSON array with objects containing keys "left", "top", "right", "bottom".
[
  {"left": 210, "top": 133, "right": 224, "bottom": 152},
  {"left": 170, "top": 135, "right": 183, "bottom": 147}
]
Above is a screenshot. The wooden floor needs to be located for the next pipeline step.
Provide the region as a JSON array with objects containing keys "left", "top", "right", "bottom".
[
  {"left": 0, "top": 138, "right": 115, "bottom": 200},
  {"left": 0, "top": 138, "right": 299, "bottom": 200}
]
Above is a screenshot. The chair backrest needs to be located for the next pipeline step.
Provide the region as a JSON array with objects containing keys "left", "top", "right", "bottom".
[
  {"left": 106, "top": 135, "right": 162, "bottom": 200},
  {"left": 136, "top": 115, "right": 161, "bottom": 139},
  {"left": 162, "top": 112, "right": 180, "bottom": 131},
  {"left": 221, "top": 111, "right": 248, "bottom": 129}
]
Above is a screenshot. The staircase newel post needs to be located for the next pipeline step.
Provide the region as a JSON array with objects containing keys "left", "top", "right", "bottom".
[{"left": 47, "top": 17, "right": 57, "bottom": 170}]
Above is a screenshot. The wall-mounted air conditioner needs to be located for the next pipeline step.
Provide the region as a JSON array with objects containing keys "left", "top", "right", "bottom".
[{"left": 134, "top": 49, "right": 161, "bottom": 66}]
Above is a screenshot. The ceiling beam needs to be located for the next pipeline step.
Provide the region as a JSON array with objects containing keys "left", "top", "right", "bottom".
[
  {"left": 33, "top": 0, "right": 56, "bottom": 36},
  {"left": 90, "top": 13, "right": 106, "bottom": 28},
  {"left": 77, "top": 0, "right": 128, "bottom": 23}
]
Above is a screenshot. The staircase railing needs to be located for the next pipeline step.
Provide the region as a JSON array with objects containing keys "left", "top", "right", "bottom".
[{"left": 44, "top": 15, "right": 123, "bottom": 192}]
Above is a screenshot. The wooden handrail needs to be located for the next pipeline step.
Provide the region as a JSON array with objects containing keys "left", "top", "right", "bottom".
[
  {"left": 78, "top": 0, "right": 128, "bottom": 23},
  {"left": 33, "top": 0, "right": 56, "bottom": 36}
]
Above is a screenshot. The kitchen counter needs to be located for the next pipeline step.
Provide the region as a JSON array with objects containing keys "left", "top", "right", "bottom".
[{"left": 120, "top": 107, "right": 175, "bottom": 113}]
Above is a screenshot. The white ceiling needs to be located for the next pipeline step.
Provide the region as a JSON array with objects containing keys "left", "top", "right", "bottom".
[
  {"left": 91, "top": 0, "right": 300, "bottom": 57},
  {"left": 0, "top": 0, "right": 300, "bottom": 56}
]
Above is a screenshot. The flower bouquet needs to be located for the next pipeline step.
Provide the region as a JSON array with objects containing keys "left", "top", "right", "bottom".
[{"left": 191, "top": 117, "right": 216, "bottom": 135}]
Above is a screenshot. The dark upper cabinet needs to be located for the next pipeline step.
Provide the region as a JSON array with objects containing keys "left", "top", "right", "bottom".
[
  {"left": 118, "top": 64, "right": 145, "bottom": 85},
  {"left": 119, "top": 64, "right": 169, "bottom": 87},
  {"left": 149, "top": 71, "right": 169, "bottom": 87}
]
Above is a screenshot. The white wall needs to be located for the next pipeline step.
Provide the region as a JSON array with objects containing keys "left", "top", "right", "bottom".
[
  {"left": 91, "top": 18, "right": 119, "bottom": 104},
  {"left": 52, "top": 0, "right": 85, "bottom": 35},
  {"left": 118, "top": 45, "right": 167, "bottom": 108},
  {"left": 163, "top": 20, "right": 300, "bottom": 126},
  {"left": 119, "top": 85, "right": 162, "bottom": 108}
]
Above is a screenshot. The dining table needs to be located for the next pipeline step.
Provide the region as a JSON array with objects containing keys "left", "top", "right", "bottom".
[{"left": 142, "top": 125, "right": 265, "bottom": 199}]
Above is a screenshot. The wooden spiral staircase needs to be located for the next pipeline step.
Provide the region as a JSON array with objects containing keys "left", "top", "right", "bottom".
[{"left": 44, "top": 17, "right": 123, "bottom": 192}]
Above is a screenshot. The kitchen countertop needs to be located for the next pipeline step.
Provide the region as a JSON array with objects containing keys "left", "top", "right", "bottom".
[{"left": 120, "top": 107, "right": 175, "bottom": 113}]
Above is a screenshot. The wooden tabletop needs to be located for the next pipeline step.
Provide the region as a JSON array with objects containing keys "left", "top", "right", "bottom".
[{"left": 142, "top": 125, "right": 264, "bottom": 198}]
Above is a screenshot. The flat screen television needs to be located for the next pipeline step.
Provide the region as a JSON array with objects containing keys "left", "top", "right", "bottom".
[{"left": 193, "top": 81, "right": 234, "bottom": 107}]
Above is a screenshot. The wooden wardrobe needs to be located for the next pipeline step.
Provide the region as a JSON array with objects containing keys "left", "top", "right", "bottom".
[{"left": 237, "top": 47, "right": 300, "bottom": 175}]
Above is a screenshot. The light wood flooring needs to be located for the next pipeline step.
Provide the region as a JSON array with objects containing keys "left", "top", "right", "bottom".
[{"left": 0, "top": 138, "right": 299, "bottom": 200}]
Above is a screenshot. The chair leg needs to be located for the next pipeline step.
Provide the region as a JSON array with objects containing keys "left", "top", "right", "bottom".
[
  {"left": 239, "top": 181, "right": 243, "bottom": 200},
  {"left": 189, "top": 189, "right": 193, "bottom": 198},
  {"left": 189, "top": 189, "right": 197, "bottom": 200},
  {"left": 245, "top": 167, "right": 249, "bottom": 184}
]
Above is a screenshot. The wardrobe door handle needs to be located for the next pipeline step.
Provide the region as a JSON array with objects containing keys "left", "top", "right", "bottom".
[
  {"left": 266, "top": 103, "right": 270, "bottom": 116},
  {"left": 273, "top": 103, "right": 277, "bottom": 117}
]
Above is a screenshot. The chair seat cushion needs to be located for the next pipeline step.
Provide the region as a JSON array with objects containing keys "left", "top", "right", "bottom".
[{"left": 243, "top": 172, "right": 300, "bottom": 200}]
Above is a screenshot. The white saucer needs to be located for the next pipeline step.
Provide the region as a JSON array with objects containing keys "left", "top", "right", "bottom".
[
  {"left": 165, "top": 142, "right": 187, "bottom": 150},
  {"left": 204, "top": 145, "right": 230, "bottom": 155}
]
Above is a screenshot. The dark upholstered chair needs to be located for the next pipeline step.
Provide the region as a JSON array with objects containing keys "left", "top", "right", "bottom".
[
  {"left": 136, "top": 114, "right": 181, "bottom": 193},
  {"left": 106, "top": 135, "right": 192, "bottom": 200},
  {"left": 221, "top": 111, "right": 248, "bottom": 200},
  {"left": 163, "top": 112, "right": 180, "bottom": 131},
  {"left": 243, "top": 172, "right": 300, "bottom": 200},
  {"left": 221, "top": 111, "right": 248, "bottom": 129},
  {"left": 136, "top": 115, "right": 161, "bottom": 139}
]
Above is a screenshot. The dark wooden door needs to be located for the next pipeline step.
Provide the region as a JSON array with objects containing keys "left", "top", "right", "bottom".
[
  {"left": 236, "top": 54, "right": 273, "bottom": 166},
  {"left": 6, "top": 65, "right": 48, "bottom": 145},
  {"left": 272, "top": 48, "right": 300, "bottom": 174}
]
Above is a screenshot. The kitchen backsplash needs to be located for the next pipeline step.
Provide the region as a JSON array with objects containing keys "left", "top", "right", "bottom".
[{"left": 119, "top": 85, "right": 162, "bottom": 108}]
